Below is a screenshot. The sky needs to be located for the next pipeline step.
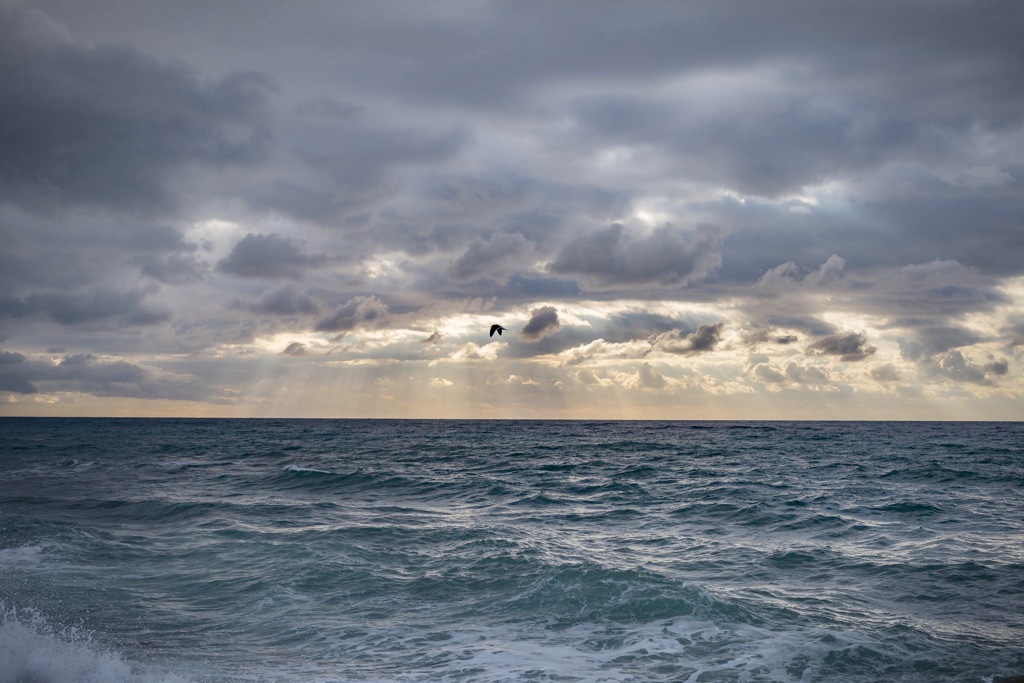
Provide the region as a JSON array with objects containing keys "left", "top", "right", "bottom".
[{"left": 1, "top": 0, "right": 1023, "bottom": 419}]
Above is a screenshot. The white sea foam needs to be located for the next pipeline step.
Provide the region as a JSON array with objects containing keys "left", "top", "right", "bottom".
[
  {"left": 0, "top": 544, "right": 46, "bottom": 568},
  {"left": 283, "top": 464, "right": 331, "bottom": 474},
  {"left": 309, "top": 616, "right": 902, "bottom": 683},
  {"left": 0, "top": 607, "right": 194, "bottom": 683}
]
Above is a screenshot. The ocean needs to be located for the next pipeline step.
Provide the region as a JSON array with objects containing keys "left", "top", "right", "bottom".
[{"left": 1, "top": 418, "right": 1022, "bottom": 683}]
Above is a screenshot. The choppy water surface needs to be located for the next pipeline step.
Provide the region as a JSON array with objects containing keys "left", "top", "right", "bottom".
[{"left": 1, "top": 419, "right": 1022, "bottom": 682}]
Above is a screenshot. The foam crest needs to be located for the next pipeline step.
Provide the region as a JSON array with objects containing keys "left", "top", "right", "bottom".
[
  {"left": 0, "top": 607, "right": 193, "bottom": 683},
  {"left": 0, "top": 544, "right": 46, "bottom": 568},
  {"left": 283, "top": 464, "right": 331, "bottom": 474},
  {"left": 356, "top": 617, "right": 908, "bottom": 683}
]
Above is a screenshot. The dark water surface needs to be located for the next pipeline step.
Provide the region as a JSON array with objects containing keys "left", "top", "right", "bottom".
[{"left": 2, "top": 419, "right": 1022, "bottom": 682}]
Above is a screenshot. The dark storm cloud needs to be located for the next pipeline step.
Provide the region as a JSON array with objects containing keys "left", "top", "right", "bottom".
[
  {"left": 549, "top": 223, "right": 723, "bottom": 287},
  {"left": 244, "top": 181, "right": 351, "bottom": 226},
  {"left": 0, "top": 350, "right": 37, "bottom": 393},
  {"left": 239, "top": 285, "right": 319, "bottom": 316},
  {"left": 359, "top": 171, "right": 626, "bottom": 271},
  {"left": 217, "top": 233, "right": 326, "bottom": 280},
  {"left": 259, "top": 1, "right": 1023, "bottom": 121},
  {"left": 985, "top": 359, "right": 1009, "bottom": 376},
  {"left": 596, "top": 312, "right": 684, "bottom": 345},
  {"left": 897, "top": 326, "right": 983, "bottom": 361},
  {"left": 862, "top": 261, "right": 1007, "bottom": 323},
  {"left": 0, "top": 8, "right": 272, "bottom": 214},
  {"left": 448, "top": 233, "right": 533, "bottom": 282},
  {"left": 1005, "top": 318, "right": 1024, "bottom": 348},
  {"left": 550, "top": 0, "right": 1024, "bottom": 197},
  {"left": 492, "top": 274, "right": 582, "bottom": 302},
  {"left": 315, "top": 296, "right": 390, "bottom": 333},
  {"left": 0, "top": 207, "right": 204, "bottom": 298},
  {"left": 281, "top": 342, "right": 309, "bottom": 357},
  {"left": 295, "top": 97, "right": 367, "bottom": 122},
  {"left": 1, "top": 1, "right": 1021, "bottom": 414},
  {"left": 859, "top": 194, "right": 1024, "bottom": 278},
  {"left": 653, "top": 323, "right": 724, "bottom": 356},
  {"left": 1, "top": 287, "right": 168, "bottom": 327},
  {"left": 806, "top": 332, "right": 876, "bottom": 362},
  {"left": 568, "top": 94, "right": 921, "bottom": 198},
  {"left": 248, "top": 105, "right": 470, "bottom": 222},
  {"left": 139, "top": 252, "right": 208, "bottom": 285},
  {"left": 0, "top": 349, "right": 222, "bottom": 401},
  {"left": 521, "top": 306, "right": 560, "bottom": 341},
  {"left": 296, "top": 128, "right": 467, "bottom": 194},
  {"left": 742, "top": 328, "right": 800, "bottom": 347}
]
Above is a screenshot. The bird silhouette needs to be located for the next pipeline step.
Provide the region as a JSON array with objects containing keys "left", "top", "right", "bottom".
[{"left": 489, "top": 324, "right": 506, "bottom": 337}]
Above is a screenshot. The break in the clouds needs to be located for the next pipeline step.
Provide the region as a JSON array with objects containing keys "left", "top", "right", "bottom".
[{"left": 1, "top": 1, "right": 1022, "bottom": 418}]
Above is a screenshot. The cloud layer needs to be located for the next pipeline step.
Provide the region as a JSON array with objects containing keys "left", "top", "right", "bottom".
[{"left": 1, "top": 2, "right": 1022, "bottom": 418}]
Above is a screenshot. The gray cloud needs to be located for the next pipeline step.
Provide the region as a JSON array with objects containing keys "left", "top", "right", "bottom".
[
  {"left": 239, "top": 284, "right": 319, "bottom": 316},
  {"left": 247, "top": 108, "right": 470, "bottom": 222},
  {"left": 0, "top": 349, "right": 223, "bottom": 401},
  {"left": 807, "top": 332, "right": 876, "bottom": 362},
  {"left": 871, "top": 363, "right": 902, "bottom": 383},
  {"left": 637, "top": 362, "right": 668, "bottom": 390},
  {"left": 549, "top": 223, "right": 723, "bottom": 287},
  {"left": 985, "top": 359, "right": 1009, "bottom": 376},
  {"left": 654, "top": 323, "right": 725, "bottom": 356},
  {"left": 140, "top": 252, "right": 208, "bottom": 285},
  {"left": 751, "top": 362, "right": 786, "bottom": 385},
  {"left": 281, "top": 342, "right": 309, "bottom": 357},
  {"left": 0, "top": 7, "right": 272, "bottom": 214},
  {"left": 521, "top": 306, "right": 560, "bottom": 341},
  {"left": 1, "top": 287, "right": 168, "bottom": 327},
  {"left": 897, "top": 326, "right": 983, "bottom": 361},
  {"left": 217, "top": 233, "right": 326, "bottom": 280},
  {"left": 315, "top": 295, "right": 390, "bottom": 333},
  {"left": 758, "top": 255, "right": 846, "bottom": 289},
  {"left": 448, "top": 232, "right": 532, "bottom": 281},
  {"left": 0, "top": 2, "right": 1021, "bottom": 416},
  {"left": 927, "top": 350, "right": 1010, "bottom": 386},
  {"left": 751, "top": 359, "right": 832, "bottom": 388},
  {"left": 783, "top": 362, "right": 831, "bottom": 387},
  {"left": 0, "top": 350, "right": 37, "bottom": 393},
  {"left": 742, "top": 328, "right": 800, "bottom": 347}
]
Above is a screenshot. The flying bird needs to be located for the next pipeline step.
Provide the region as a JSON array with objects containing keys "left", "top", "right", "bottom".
[{"left": 489, "top": 324, "right": 506, "bottom": 337}]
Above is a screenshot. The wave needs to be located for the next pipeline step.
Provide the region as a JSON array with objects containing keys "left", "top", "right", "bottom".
[
  {"left": 0, "top": 606, "right": 193, "bottom": 683},
  {"left": 0, "top": 545, "right": 47, "bottom": 568},
  {"left": 871, "top": 500, "right": 945, "bottom": 515}
]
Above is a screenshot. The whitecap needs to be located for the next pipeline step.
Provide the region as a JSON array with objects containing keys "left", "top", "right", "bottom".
[
  {"left": 283, "top": 464, "right": 331, "bottom": 474},
  {"left": 0, "top": 545, "right": 46, "bottom": 568},
  {"left": 0, "top": 606, "right": 196, "bottom": 683}
]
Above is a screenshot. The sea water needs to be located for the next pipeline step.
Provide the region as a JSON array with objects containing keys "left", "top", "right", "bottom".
[{"left": 1, "top": 418, "right": 1022, "bottom": 682}]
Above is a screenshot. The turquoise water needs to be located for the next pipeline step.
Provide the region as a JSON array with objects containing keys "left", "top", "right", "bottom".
[{"left": 1, "top": 419, "right": 1022, "bottom": 682}]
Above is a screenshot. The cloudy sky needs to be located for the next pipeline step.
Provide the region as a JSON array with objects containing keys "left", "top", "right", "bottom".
[{"left": 2, "top": 0, "right": 1022, "bottom": 419}]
